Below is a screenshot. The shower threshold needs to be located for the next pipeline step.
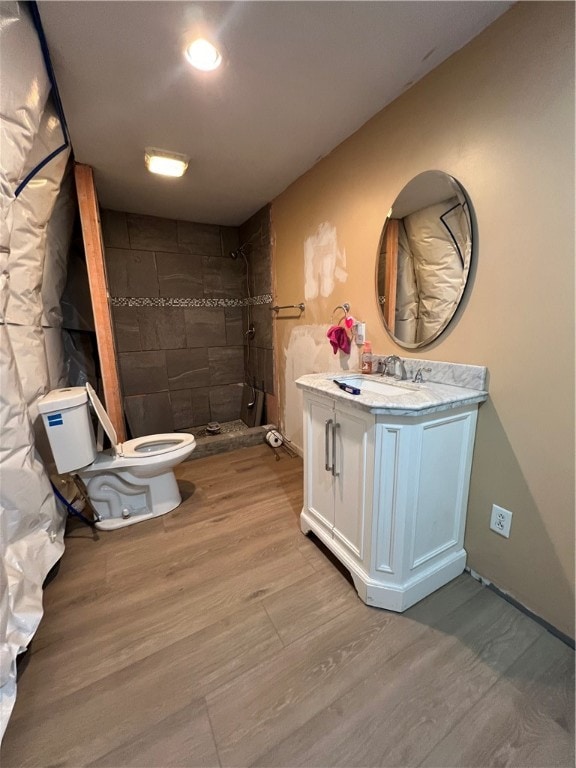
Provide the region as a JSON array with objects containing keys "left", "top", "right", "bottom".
[{"left": 178, "top": 420, "right": 274, "bottom": 460}]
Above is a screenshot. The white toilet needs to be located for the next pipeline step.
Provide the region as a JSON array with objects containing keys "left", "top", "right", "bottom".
[{"left": 38, "top": 384, "right": 196, "bottom": 530}]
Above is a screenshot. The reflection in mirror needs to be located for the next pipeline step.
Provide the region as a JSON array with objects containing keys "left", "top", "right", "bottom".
[{"left": 377, "top": 171, "right": 473, "bottom": 348}]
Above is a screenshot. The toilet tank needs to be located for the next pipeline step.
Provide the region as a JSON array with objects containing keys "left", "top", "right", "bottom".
[{"left": 38, "top": 387, "right": 97, "bottom": 474}]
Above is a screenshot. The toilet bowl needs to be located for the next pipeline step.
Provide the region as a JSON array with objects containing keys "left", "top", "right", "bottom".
[{"left": 38, "top": 384, "right": 196, "bottom": 530}]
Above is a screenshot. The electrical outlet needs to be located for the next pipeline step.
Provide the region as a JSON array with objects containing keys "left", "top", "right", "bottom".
[{"left": 490, "top": 504, "right": 513, "bottom": 538}]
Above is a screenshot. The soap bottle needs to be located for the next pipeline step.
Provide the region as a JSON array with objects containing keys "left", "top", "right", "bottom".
[{"left": 361, "top": 341, "right": 372, "bottom": 374}]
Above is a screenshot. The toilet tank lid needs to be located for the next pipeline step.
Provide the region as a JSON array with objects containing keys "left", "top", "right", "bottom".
[{"left": 38, "top": 387, "right": 88, "bottom": 413}]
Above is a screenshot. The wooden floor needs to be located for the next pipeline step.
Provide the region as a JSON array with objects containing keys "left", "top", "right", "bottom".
[{"left": 2, "top": 445, "right": 574, "bottom": 767}]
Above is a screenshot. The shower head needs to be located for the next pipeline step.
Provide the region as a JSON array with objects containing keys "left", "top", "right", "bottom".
[{"left": 229, "top": 243, "right": 252, "bottom": 260}]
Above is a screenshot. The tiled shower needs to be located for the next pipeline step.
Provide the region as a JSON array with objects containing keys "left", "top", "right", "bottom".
[{"left": 101, "top": 206, "right": 273, "bottom": 439}]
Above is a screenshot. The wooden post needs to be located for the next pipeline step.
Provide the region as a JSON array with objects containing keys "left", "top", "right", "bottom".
[
  {"left": 74, "top": 163, "right": 126, "bottom": 442},
  {"left": 384, "top": 219, "right": 398, "bottom": 332}
]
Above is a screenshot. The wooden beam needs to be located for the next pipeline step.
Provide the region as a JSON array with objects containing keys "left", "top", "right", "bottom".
[
  {"left": 384, "top": 219, "right": 398, "bottom": 332},
  {"left": 74, "top": 163, "right": 126, "bottom": 442}
]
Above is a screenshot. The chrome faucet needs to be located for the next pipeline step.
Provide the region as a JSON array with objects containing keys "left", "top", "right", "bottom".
[
  {"left": 413, "top": 366, "right": 432, "bottom": 383},
  {"left": 382, "top": 355, "right": 407, "bottom": 380},
  {"left": 380, "top": 355, "right": 396, "bottom": 376}
]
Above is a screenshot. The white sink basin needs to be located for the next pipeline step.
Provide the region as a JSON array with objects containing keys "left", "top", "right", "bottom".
[{"left": 336, "top": 376, "right": 414, "bottom": 396}]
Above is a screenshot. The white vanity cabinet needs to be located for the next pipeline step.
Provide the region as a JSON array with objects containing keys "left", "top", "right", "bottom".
[
  {"left": 304, "top": 394, "right": 374, "bottom": 565},
  {"left": 300, "top": 382, "right": 483, "bottom": 612}
]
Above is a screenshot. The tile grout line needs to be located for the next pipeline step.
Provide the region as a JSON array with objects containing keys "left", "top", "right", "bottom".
[
  {"left": 204, "top": 695, "right": 224, "bottom": 768},
  {"left": 259, "top": 599, "right": 288, "bottom": 650}
]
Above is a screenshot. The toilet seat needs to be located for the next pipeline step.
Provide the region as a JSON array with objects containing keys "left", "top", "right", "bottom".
[
  {"left": 86, "top": 382, "right": 119, "bottom": 449},
  {"left": 120, "top": 433, "right": 195, "bottom": 458},
  {"left": 85, "top": 383, "right": 195, "bottom": 460}
]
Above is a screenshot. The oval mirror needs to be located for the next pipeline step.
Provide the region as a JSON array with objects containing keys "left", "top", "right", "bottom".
[{"left": 377, "top": 171, "right": 473, "bottom": 348}]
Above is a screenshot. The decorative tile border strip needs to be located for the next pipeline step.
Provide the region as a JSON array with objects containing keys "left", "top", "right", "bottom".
[{"left": 111, "top": 294, "right": 273, "bottom": 308}]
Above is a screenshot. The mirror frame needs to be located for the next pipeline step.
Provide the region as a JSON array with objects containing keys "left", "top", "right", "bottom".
[{"left": 376, "top": 171, "right": 474, "bottom": 349}]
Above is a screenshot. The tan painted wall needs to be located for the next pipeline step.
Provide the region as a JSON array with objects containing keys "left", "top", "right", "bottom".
[{"left": 272, "top": 2, "right": 575, "bottom": 637}]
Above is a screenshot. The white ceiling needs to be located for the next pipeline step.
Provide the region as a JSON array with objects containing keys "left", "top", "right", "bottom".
[{"left": 38, "top": 1, "right": 512, "bottom": 226}]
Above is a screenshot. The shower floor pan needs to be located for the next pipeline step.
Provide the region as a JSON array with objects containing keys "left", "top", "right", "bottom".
[{"left": 179, "top": 420, "right": 274, "bottom": 460}]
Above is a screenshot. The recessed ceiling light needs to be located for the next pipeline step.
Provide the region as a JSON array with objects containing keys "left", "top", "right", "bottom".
[
  {"left": 144, "top": 148, "right": 189, "bottom": 178},
  {"left": 185, "top": 38, "right": 222, "bottom": 71}
]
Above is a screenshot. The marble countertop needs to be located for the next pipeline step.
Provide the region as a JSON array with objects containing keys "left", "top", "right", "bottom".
[{"left": 295, "top": 372, "right": 488, "bottom": 417}]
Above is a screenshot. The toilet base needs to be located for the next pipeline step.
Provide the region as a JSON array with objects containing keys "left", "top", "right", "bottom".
[
  {"left": 80, "top": 468, "right": 183, "bottom": 530},
  {"left": 94, "top": 507, "right": 170, "bottom": 531}
]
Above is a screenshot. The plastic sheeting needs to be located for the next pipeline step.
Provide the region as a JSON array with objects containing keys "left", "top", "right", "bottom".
[
  {"left": 0, "top": 325, "right": 66, "bottom": 729},
  {"left": 61, "top": 247, "right": 95, "bottom": 333},
  {"left": 63, "top": 329, "right": 98, "bottom": 389},
  {"left": 44, "top": 327, "right": 68, "bottom": 390},
  {"left": 395, "top": 197, "right": 470, "bottom": 344},
  {"left": 42, "top": 167, "right": 75, "bottom": 330},
  {"left": 0, "top": 2, "right": 72, "bottom": 737},
  {"left": 393, "top": 220, "right": 418, "bottom": 344},
  {"left": 0, "top": 1, "right": 50, "bottom": 258},
  {"left": 7, "top": 96, "right": 72, "bottom": 411}
]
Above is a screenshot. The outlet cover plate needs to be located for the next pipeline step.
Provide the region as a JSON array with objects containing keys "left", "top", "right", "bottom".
[{"left": 490, "top": 504, "right": 512, "bottom": 538}]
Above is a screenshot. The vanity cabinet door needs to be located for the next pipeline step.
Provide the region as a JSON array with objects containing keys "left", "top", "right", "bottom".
[
  {"left": 304, "top": 395, "right": 335, "bottom": 533},
  {"left": 332, "top": 406, "right": 373, "bottom": 564}
]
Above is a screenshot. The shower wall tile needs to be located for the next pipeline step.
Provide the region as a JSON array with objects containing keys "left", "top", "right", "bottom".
[
  {"left": 101, "top": 209, "right": 130, "bottom": 249},
  {"left": 157, "top": 253, "right": 204, "bottom": 298},
  {"left": 102, "top": 209, "right": 264, "bottom": 429},
  {"left": 241, "top": 204, "right": 272, "bottom": 297},
  {"left": 105, "top": 248, "right": 159, "bottom": 298},
  {"left": 245, "top": 346, "right": 255, "bottom": 385},
  {"left": 112, "top": 306, "right": 141, "bottom": 352},
  {"left": 246, "top": 346, "right": 274, "bottom": 394},
  {"left": 239, "top": 204, "right": 274, "bottom": 395},
  {"left": 166, "top": 348, "right": 210, "bottom": 390},
  {"left": 202, "top": 255, "right": 245, "bottom": 297},
  {"left": 209, "top": 384, "right": 243, "bottom": 423},
  {"left": 170, "top": 387, "right": 211, "bottom": 429},
  {"left": 246, "top": 348, "right": 260, "bottom": 389},
  {"left": 220, "top": 226, "right": 240, "bottom": 260},
  {"left": 126, "top": 213, "right": 179, "bottom": 253},
  {"left": 119, "top": 351, "right": 168, "bottom": 395},
  {"left": 138, "top": 307, "right": 187, "bottom": 350},
  {"left": 239, "top": 206, "right": 268, "bottom": 243},
  {"left": 224, "top": 307, "right": 244, "bottom": 345},
  {"left": 184, "top": 307, "right": 226, "bottom": 348},
  {"left": 241, "top": 306, "right": 250, "bottom": 335},
  {"left": 209, "top": 346, "right": 244, "bottom": 386},
  {"left": 250, "top": 304, "right": 273, "bottom": 348},
  {"left": 177, "top": 221, "right": 222, "bottom": 256},
  {"left": 124, "top": 392, "right": 174, "bottom": 437},
  {"left": 261, "top": 347, "right": 275, "bottom": 394},
  {"left": 249, "top": 244, "right": 272, "bottom": 297}
]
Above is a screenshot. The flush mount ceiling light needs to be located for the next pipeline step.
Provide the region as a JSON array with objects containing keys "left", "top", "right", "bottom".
[
  {"left": 144, "top": 148, "right": 189, "bottom": 178},
  {"left": 185, "top": 37, "right": 222, "bottom": 71}
]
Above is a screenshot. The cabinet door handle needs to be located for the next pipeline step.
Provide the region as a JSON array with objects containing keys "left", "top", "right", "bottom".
[
  {"left": 324, "top": 419, "right": 333, "bottom": 472},
  {"left": 332, "top": 422, "right": 339, "bottom": 477}
]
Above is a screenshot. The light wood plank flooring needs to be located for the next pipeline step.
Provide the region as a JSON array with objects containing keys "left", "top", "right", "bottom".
[{"left": 2, "top": 445, "right": 574, "bottom": 767}]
